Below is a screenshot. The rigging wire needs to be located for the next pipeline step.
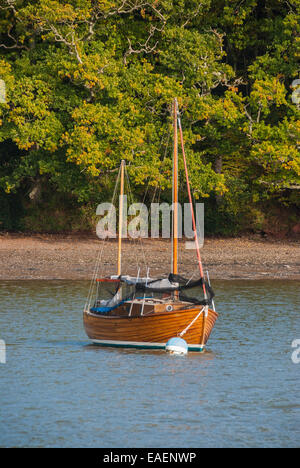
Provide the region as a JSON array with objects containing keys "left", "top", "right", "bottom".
[
  {"left": 125, "top": 122, "right": 173, "bottom": 277},
  {"left": 85, "top": 115, "right": 176, "bottom": 311},
  {"left": 125, "top": 165, "right": 148, "bottom": 275},
  {"left": 84, "top": 164, "right": 122, "bottom": 311},
  {"left": 176, "top": 99, "right": 207, "bottom": 300}
]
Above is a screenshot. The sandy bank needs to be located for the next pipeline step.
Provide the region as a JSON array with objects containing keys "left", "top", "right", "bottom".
[{"left": 0, "top": 233, "right": 299, "bottom": 281}]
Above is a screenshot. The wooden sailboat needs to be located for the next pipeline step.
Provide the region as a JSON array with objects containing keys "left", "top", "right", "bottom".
[{"left": 83, "top": 100, "right": 218, "bottom": 352}]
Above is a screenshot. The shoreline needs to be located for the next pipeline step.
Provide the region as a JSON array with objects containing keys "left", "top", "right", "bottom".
[{"left": 0, "top": 233, "right": 299, "bottom": 281}]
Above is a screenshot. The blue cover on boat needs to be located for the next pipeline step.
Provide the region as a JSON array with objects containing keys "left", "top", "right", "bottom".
[
  {"left": 90, "top": 299, "right": 127, "bottom": 314},
  {"left": 90, "top": 296, "right": 151, "bottom": 314}
]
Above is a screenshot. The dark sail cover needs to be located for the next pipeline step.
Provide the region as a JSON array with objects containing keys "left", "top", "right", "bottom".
[{"left": 135, "top": 274, "right": 214, "bottom": 306}]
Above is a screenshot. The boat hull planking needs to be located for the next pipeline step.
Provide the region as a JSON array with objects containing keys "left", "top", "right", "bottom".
[{"left": 83, "top": 306, "right": 218, "bottom": 352}]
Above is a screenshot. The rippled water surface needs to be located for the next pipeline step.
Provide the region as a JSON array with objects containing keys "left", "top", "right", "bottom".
[{"left": 0, "top": 280, "right": 299, "bottom": 448}]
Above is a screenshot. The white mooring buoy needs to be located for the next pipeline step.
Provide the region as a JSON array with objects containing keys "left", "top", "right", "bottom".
[{"left": 165, "top": 337, "right": 188, "bottom": 355}]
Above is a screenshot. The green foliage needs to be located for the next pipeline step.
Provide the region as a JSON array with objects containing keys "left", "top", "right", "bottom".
[{"left": 0, "top": 0, "right": 299, "bottom": 234}]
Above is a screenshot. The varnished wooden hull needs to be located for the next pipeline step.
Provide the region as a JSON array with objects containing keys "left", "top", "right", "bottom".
[{"left": 83, "top": 307, "right": 218, "bottom": 352}]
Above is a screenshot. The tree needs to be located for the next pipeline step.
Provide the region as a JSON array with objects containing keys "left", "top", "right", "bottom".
[{"left": 0, "top": 0, "right": 299, "bottom": 233}]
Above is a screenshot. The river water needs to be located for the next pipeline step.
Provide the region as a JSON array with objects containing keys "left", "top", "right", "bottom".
[{"left": 0, "top": 280, "right": 299, "bottom": 448}]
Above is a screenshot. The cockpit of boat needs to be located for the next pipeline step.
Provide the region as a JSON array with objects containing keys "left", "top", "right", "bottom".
[{"left": 89, "top": 274, "right": 213, "bottom": 317}]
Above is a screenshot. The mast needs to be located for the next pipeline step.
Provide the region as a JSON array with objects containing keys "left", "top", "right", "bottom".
[
  {"left": 117, "top": 160, "right": 125, "bottom": 276},
  {"left": 172, "top": 99, "right": 179, "bottom": 276},
  {"left": 176, "top": 101, "right": 208, "bottom": 302}
]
